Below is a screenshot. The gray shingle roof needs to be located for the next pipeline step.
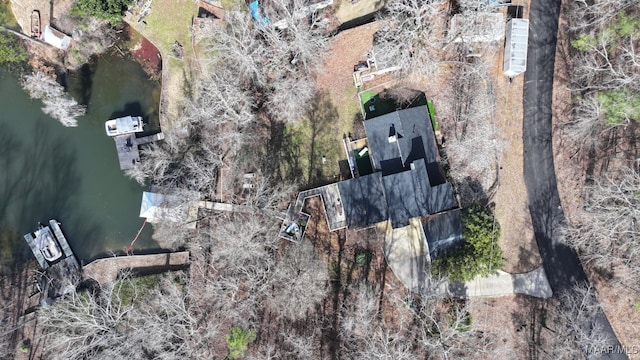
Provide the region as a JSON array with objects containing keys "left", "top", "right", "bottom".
[
  {"left": 423, "top": 209, "right": 463, "bottom": 259},
  {"left": 337, "top": 105, "right": 458, "bottom": 230},
  {"left": 337, "top": 172, "right": 389, "bottom": 229},
  {"left": 363, "top": 106, "right": 438, "bottom": 176},
  {"left": 382, "top": 159, "right": 456, "bottom": 228}
]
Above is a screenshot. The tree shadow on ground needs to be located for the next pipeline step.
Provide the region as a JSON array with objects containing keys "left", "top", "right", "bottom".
[
  {"left": 509, "top": 294, "right": 547, "bottom": 360},
  {"left": 255, "top": 91, "right": 341, "bottom": 187},
  {"left": 305, "top": 92, "right": 339, "bottom": 188}
]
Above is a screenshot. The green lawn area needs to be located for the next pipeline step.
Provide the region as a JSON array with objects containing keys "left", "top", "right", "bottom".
[
  {"left": 143, "top": 0, "right": 196, "bottom": 60},
  {"left": 360, "top": 92, "right": 398, "bottom": 119},
  {"left": 360, "top": 90, "right": 376, "bottom": 105},
  {"left": 360, "top": 89, "right": 429, "bottom": 120},
  {"left": 262, "top": 93, "right": 348, "bottom": 186},
  {"left": 129, "top": 0, "right": 197, "bottom": 124}
]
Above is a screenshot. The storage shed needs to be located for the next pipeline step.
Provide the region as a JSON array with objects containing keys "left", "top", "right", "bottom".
[
  {"left": 503, "top": 19, "right": 529, "bottom": 77},
  {"left": 40, "top": 25, "right": 71, "bottom": 50}
]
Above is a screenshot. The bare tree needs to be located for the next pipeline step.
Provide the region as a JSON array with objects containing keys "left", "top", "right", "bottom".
[
  {"left": 64, "top": 19, "right": 117, "bottom": 69},
  {"left": 374, "top": 0, "right": 448, "bottom": 77},
  {"left": 38, "top": 272, "right": 207, "bottom": 360},
  {"left": 339, "top": 284, "right": 416, "bottom": 359},
  {"left": 536, "top": 282, "right": 611, "bottom": 359},
  {"left": 22, "top": 72, "right": 86, "bottom": 127},
  {"left": 438, "top": 60, "right": 503, "bottom": 204},
  {"left": 561, "top": 167, "right": 640, "bottom": 291},
  {"left": 267, "top": 241, "right": 328, "bottom": 321},
  {"left": 200, "top": 1, "right": 327, "bottom": 125}
]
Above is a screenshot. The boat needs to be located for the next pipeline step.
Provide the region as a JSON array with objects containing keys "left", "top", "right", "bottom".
[
  {"left": 35, "top": 225, "right": 63, "bottom": 262},
  {"left": 105, "top": 115, "right": 144, "bottom": 137},
  {"left": 31, "top": 10, "right": 40, "bottom": 38}
]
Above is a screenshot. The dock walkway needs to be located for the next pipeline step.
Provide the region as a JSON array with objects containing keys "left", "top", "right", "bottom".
[
  {"left": 83, "top": 251, "right": 189, "bottom": 284},
  {"left": 113, "top": 132, "right": 165, "bottom": 170}
]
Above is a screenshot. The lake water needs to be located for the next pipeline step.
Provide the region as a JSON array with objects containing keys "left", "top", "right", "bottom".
[{"left": 0, "top": 54, "right": 161, "bottom": 264}]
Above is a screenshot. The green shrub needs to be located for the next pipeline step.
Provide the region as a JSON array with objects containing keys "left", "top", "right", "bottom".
[
  {"left": 354, "top": 250, "right": 372, "bottom": 267},
  {"left": 433, "top": 205, "right": 504, "bottom": 282},
  {"left": 597, "top": 90, "right": 640, "bottom": 125},
  {"left": 71, "top": 0, "right": 133, "bottom": 26},
  {"left": 0, "top": 32, "right": 27, "bottom": 65},
  {"left": 226, "top": 327, "right": 256, "bottom": 360}
]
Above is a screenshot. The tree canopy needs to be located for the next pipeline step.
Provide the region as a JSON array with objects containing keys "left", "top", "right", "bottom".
[
  {"left": 0, "top": 33, "right": 26, "bottom": 65},
  {"left": 71, "top": 0, "right": 133, "bottom": 25},
  {"left": 433, "top": 205, "right": 503, "bottom": 282}
]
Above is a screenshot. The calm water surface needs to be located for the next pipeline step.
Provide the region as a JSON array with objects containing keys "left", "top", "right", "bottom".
[{"left": 0, "top": 54, "right": 161, "bottom": 263}]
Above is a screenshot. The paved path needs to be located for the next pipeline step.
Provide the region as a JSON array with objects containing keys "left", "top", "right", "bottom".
[
  {"left": 447, "top": 268, "right": 552, "bottom": 298},
  {"left": 383, "top": 220, "right": 552, "bottom": 298},
  {"left": 523, "top": 0, "right": 626, "bottom": 357}
]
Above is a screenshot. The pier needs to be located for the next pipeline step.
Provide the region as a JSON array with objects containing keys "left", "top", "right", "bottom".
[
  {"left": 82, "top": 251, "right": 190, "bottom": 285},
  {"left": 113, "top": 132, "right": 165, "bottom": 170}
]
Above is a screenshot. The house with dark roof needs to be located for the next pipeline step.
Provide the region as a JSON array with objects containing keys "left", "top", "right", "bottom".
[
  {"left": 338, "top": 105, "right": 458, "bottom": 233},
  {"left": 279, "top": 102, "right": 462, "bottom": 261}
]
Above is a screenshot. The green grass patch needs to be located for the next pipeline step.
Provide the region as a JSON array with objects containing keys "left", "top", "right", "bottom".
[
  {"left": 427, "top": 100, "right": 439, "bottom": 131},
  {"left": 112, "top": 274, "right": 160, "bottom": 307},
  {"left": 143, "top": 0, "right": 196, "bottom": 60},
  {"left": 276, "top": 94, "right": 346, "bottom": 185},
  {"left": 221, "top": 0, "right": 247, "bottom": 10},
  {"left": 0, "top": 0, "right": 18, "bottom": 28},
  {"left": 359, "top": 90, "right": 376, "bottom": 106},
  {"left": 362, "top": 94, "right": 398, "bottom": 119},
  {"left": 360, "top": 89, "right": 430, "bottom": 120}
]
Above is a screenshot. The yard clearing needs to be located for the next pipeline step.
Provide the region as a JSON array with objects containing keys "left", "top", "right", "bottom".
[
  {"left": 491, "top": 58, "right": 541, "bottom": 274},
  {"left": 333, "top": 0, "right": 384, "bottom": 24},
  {"left": 124, "top": 0, "right": 198, "bottom": 128},
  {"left": 313, "top": 21, "right": 379, "bottom": 161}
]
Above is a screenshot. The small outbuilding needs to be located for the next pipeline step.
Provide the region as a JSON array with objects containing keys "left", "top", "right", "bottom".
[
  {"left": 503, "top": 19, "right": 529, "bottom": 77},
  {"left": 40, "top": 25, "right": 72, "bottom": 50},
  {"left": 140, "top": 191, "right": 198, "bottom": 228}
]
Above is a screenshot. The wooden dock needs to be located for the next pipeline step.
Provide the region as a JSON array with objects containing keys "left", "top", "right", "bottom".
[
  {"left": 82, "top": 251, "right": 189, "bottom": 285},
  {"left": 113, "top": 132, "right": 165, "bottom": 170}
]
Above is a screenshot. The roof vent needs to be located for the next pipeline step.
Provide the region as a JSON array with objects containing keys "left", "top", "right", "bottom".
[{"left": 388, "top": 124, "right": 397, "bottom": 143}]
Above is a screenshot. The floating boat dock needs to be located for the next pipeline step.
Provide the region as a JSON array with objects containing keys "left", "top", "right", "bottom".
[
  {"left": 23, "top": 219, "right": 79, "bottom": 270},
  {"left": 113, "top": 132, "right": 165, "bottom": 170}
]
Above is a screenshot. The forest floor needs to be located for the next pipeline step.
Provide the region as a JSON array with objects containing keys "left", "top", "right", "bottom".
[{"left": 551, "top": 0, "right": 640, "bottom": 357}]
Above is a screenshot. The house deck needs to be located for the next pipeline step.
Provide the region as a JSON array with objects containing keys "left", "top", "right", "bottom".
[{"left": 279, "top": 183, "right": 347, "bottom": 242}]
